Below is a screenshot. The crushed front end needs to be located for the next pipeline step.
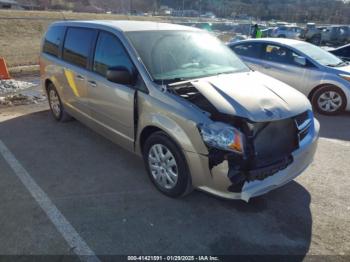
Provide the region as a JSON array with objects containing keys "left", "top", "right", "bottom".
[{"left": 169, "top": 79, "right": 319, "bottom": 201}]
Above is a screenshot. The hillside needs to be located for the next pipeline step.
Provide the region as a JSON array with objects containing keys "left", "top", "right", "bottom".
[{"left": 16, "top": 0, "right": 350, "bottom": 24}]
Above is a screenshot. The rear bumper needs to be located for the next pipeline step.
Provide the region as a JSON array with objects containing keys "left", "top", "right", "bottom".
[{"left": 185, "top": 118, "right": 320, "bottom": 202}]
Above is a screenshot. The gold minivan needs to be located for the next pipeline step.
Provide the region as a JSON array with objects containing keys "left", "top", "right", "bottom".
[{"left": 40, "top": 21, "right": 319, "bottom": 202}]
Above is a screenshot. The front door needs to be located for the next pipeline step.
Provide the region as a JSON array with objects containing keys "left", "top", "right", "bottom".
[
  {"left": 86, "top": 31, "right": 136, "bottom": 151},
  {"left": 259, "top": 43, "right": 316, "bottom": 94}
]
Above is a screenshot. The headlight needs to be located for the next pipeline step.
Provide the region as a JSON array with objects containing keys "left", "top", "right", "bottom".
[
  {"left": 198, "top": 122, "right": 245, "bottom": 154},
  {"left": 339, "top": 74, "right": 350, "bottom": 82}
]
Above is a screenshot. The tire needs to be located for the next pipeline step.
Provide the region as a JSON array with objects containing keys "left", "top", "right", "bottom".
[
  {"left": 311, "top": 85, "right": 347, "bottom": 115},
  {"left": 47, "top": 83, "right": 72, "bottom": 122},
  {"left": 278, "top": 34, "right": 286, "bottom": 38},
  {"left": 310, "top": 35, "right": 321, "bottom": 45},
  {"left": 143, "top": 131, "right": 192, "bottom": 198}
]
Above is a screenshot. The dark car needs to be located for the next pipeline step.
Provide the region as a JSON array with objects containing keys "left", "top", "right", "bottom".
[{"left": 330, "top": 44, "right": 350, "bottom": 62}]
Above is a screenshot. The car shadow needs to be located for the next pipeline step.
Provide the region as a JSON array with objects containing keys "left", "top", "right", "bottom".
[
  {"left": 0, "top": 110, "right": 312, "bottom": 258},
  {"left": 315, "top": 112, "right": 350, "bottom": 141}
]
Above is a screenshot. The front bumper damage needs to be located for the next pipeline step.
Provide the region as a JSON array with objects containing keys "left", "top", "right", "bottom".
[{"left": 185, "top": 118, "right": 319, "bottom": 202}]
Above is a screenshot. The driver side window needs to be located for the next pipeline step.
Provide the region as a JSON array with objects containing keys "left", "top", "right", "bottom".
[{"left": 93, "top": 32, "right": 134, "bottom": 77}]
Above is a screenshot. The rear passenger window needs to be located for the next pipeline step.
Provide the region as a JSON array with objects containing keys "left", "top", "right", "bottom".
[
  {"left": 63, "top": 28, "right": 96, "bottom": 68},
  {"left": 93, "top": 32, "right": 134, "bottom": 77},
  {"left": 231, "top": 43, "right": 262, "bottom": 58},
  {"left": 43, "top": 26, "right": 65, "bottom": 57}
]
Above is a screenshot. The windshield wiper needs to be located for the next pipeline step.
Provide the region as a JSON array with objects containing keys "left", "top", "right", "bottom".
[{"left": 154, "top": 77, "right": 188, "bottom": 85}]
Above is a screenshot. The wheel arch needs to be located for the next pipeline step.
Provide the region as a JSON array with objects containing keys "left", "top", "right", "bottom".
[
  {"left": 44, "top": 79, "right": 53, "bottom": 94},
  {"left": 136, "top": 114, "right": 208, "bottom": 156},
  {"left": 308, "top": 83, "right": 347, "bottom": 102}
]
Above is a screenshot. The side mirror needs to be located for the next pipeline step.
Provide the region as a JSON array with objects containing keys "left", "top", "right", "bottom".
[
  {"left": 106, "top": 66, "right": 136, "bottom": 85},
  {"left": 294, "top": 56, "right": 307, "bottom": 66}
]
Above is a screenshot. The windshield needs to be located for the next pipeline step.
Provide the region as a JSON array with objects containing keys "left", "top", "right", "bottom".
[
  {"left": 126, "top": 30, "right": 249, "bottom": 83},
  {"left": 294, "top": 42, "right": 344, "bottom": 67}
]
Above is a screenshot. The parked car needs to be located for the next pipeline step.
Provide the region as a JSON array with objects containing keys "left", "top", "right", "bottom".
[
  {"left": 304, "top": 25, "right": 350, "bottom": 45},
  {"left": 261, "top": 27, "right": 274, "bottom": 38},
  {"left": 329, "top": 43, "right": 350, "bottom": 62},
  {"left": 228, "top": 34, "right": 248, "bottom": 44},
  {"left": 271, "top": 25, "right": 302, "bottom": 39},
  {"left": 229, "top": 38, "right": 350, "bottom": 115},
  {"left": 40, "top": 21, "right": 319, "bottom": 202},
  {"left": 319, "top": 26, "right": 350, "bottom": 45}
]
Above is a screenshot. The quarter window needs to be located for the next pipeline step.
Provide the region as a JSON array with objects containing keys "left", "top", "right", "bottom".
[
  {"left": 43, "top": 26, "right": 65, "bottom": 57},
  {"left": 63, "top": 27, "right": 96, "bottom": 68},
  {"left": 93, "top": 32, "right": 134, "bottom": 77}
]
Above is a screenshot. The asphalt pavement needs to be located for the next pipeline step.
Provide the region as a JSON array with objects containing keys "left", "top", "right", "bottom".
[{"left": 0, "top": 102, "right": 349, "bottom": 260}]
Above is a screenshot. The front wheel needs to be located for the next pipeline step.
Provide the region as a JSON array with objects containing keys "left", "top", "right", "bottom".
[
  {"left": 312, "top": 86, "right": 347, "bottom": 115},
  {"left": 143, "top": 131, "right": 192, "bottom": 198}
]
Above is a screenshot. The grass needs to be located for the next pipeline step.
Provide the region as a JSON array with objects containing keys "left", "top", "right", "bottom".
[{"left": 0, "top": 10, "right": 163, "bottom": 68}]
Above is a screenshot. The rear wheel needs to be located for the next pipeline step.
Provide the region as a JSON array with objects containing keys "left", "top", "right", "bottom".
[
  {"left": 310, "top": 35, "right": 321, "bottom": 45},
  {"left": 311, "top": 86, "right": 346, "bottom": 115},
  {"left": 47, "top": 83, "right": 72, "bottom": 122},
  {"left": 143, "top": 131, "right": 192, "bottom": 198}
]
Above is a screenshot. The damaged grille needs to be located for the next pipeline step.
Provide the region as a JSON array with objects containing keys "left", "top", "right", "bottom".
[
  {"left": 248, "top": 118, "right": 298, "bottom": 169},
  {"left": 294, "top": 111, "right": 312, "bottom": 146}
]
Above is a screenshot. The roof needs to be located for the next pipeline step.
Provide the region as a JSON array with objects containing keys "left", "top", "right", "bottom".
[
  {"left": 53, "top": 20, "right": 200, "bottom": 32},
  {"left": 235, "top": 38, "right": 306, "bottom": 46}
]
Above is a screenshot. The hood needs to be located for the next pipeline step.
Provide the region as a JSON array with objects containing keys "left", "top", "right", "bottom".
[
  {"left": 191, "top": 71, "right": 311, "bottom": 122},
  {"left": 332, "top": 64, "right": 350, "bottom": 74}
]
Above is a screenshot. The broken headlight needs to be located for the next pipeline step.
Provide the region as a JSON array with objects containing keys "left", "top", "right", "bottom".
[{"left": 198, "top": 122, "right": 245, "bottom": 154}]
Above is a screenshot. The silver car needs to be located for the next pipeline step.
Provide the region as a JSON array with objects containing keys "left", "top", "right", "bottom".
[
  {"left": 40, "top": 21, "right": 319, "bottom": 202},
  {"left": 229, "top": 38, "right": 350, "bottom": 115}
]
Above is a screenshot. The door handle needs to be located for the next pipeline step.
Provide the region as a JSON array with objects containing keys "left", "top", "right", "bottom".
[
  {"left": 76, "top": 75, "right": 85, "bottom": 80},
  {"left": 88, "top": 80, "right": 97, "bottom": 87}
]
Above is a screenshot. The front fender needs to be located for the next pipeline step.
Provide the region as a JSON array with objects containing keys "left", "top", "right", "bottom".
[{"left": 136, "top": 112, "right": 208, "bottom": 156}]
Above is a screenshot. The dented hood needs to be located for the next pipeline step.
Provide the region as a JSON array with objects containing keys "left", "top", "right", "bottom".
[{"left": 191, "top": 71, "right": 311, "bottom": 122}]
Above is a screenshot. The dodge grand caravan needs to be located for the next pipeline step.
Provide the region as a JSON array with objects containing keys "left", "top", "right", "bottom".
[{"left": 40, "top": 21, "right": 319, "bottom": 202}]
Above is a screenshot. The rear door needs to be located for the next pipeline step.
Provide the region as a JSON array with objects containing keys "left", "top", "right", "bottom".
[
  {"left": 230, "top": 42, "right": 264, "bottom": 71},
  {"left": 61, "top": 27, "right": 97, "bottom": 113},
  {"left": 85, "top": 31, "right": 137, "bottom": 151}
]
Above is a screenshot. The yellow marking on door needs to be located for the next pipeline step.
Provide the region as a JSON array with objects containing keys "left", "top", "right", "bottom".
[{"left": 64, "top": 70, "right": 80, "bottom": 97}]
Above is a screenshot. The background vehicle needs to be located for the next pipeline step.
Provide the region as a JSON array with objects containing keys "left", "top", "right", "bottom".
[
  {"left": 271, "top": 25, "right": 302, "bottom": 39},
  {"left": 303, "top": 25, "right": 350, "bottom": 45},
  {"left": 41, "top": 21, "right": 319, "bottom": 202},
  {"left": 329, "top": 43, "right": 350, "bottom": 61},
  {"left": 229, "top": 38, "right": 350, "bottom": 115}
]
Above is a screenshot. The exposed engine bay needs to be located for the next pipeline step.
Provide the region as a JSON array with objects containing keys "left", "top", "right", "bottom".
[{"left": 168, "top": 81, "right": 312, "bottom": 193}]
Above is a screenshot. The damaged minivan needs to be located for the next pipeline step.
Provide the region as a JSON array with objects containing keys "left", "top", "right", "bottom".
[{"left": 40, "top": 21, "right": 320, "bottom": 202}]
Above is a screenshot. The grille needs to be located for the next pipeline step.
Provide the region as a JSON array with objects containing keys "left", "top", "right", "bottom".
[
  {"left": 251, "top": 118, "right": 298, "bottom": 167},
  {"left": 294, "top": 111, "right": 312, "bottom": 146}
]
